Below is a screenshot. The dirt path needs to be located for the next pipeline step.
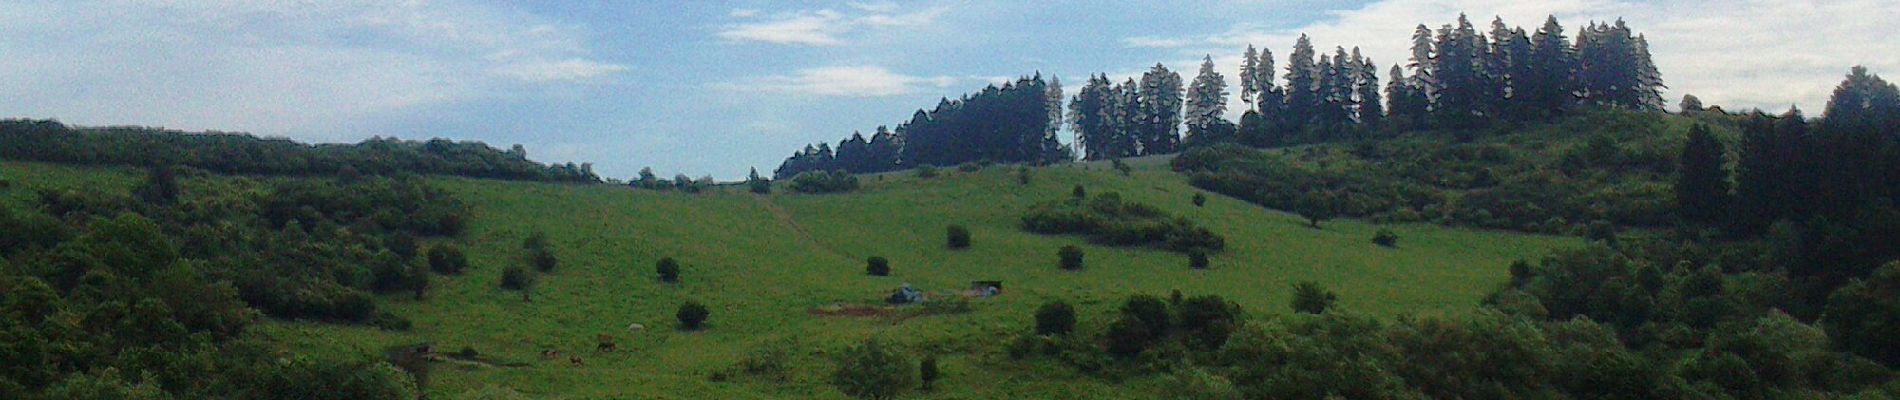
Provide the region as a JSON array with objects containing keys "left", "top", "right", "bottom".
[{"left": 753, "top": 194, "right": 853, "bottom": 261}]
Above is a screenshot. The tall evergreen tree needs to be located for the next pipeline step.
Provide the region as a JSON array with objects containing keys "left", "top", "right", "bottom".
[
  {"left": 868, "top": 125, "right": 901, "bottom": 171},
  {"left": 1387, "top": 64, "right": 1427, "bottom": 131},
  {"left": 1285, "top": 35, "right": 1321, "bottom": 129},
  {"left": 1046, "top": 76, "right": 1066, "bottom": 154},
  {"left": 1184, "top": 56, "right": 1229, "bottom": 140},
  {"left": 1138, "top": 64, "right": 1184, "bottom": 154},
  {"left": 1407, "top": 24, "right": 1438, "bottom": 105},
  {"left": 1525, "top": 16, "right": 1577, "bottom": 120},
  {"left": 1676, "top": 124, "right": 1730, "bottom": 223},
  {"left": 1824, "top": 66, "right": 1900, "bottom": 140},
  {"left": 1355, "top": 57, "right": 1384, "bottom": 130},
  {"left": 1071, "top": 75, "right": 1117, "bottom": 160},
  {"left": 1433, "top": 16, "right": 1487, "bottom": 128},
  {"left": 1253, "top": 48, "right": 1285, "bottom": 139},
  {"left": 1240, "top": 45, "right": 1261, "bottom": 107}
]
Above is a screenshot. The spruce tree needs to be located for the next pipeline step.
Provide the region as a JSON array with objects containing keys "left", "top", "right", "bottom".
[
  {"left": 1240, "top": 45, "right": 1260, "bottom": 106},
  {"left": 1138, "top": 64, "right": 1185, "bottom": 154},
  {"left": 1185, "top": 55, "right": 1229, "bottom": 139},
  {"left": 1355, "top": 57, "right": 1384, "bottom": 130},
  {"left": 1386, "top": 64, "right": 1425, "bottom": 131},
  {"left": 1676, "top": 124, "right": 1730, "bottom": 223},
  {"left": 1285, "top": 35, "right": 1321, "bottom": 130},
  {"left": 1407, "top": 24, "right": 1438, "bottom": 104},
  {"left": 1526, "top": 16, "right": 1576, "bottom": 120}
]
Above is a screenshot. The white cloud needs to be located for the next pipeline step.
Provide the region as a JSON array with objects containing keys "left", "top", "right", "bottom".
[
  {"left": 719, "top": 66, "right": 958, "bottom": 98},
  {"left": 715, "top": 10, "right": 848, "bottom": 46},
  {"left": 0, "top": 1, "right": 627, "bottom": 139},
  {"left": 494, "top": 58, "right": 632, "bottom": 83},
  {"left": 716, "top": 5, "right": 948, "bottom": 46},
  {"left": 1138, "top": 0, "right": 1900, "bottom": 113},
  {"left": 1124, "top": 36, "right": 1194, "bottom": 49}
]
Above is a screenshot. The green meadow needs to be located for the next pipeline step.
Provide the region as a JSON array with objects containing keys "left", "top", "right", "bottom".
[{"left": 3, "top": 159, "right": 1577, "bottom": 398}]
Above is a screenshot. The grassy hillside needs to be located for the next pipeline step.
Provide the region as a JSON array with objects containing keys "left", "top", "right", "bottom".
[{"left": 0, "top": 155, "right": 1559, "bottom": 399}]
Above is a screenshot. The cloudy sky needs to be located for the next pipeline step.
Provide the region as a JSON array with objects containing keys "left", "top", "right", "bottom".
[{"left": 3, "top": 0, "right": 1895, "bottom": 179}]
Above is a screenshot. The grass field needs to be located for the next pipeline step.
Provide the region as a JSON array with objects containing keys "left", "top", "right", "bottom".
[{"left": 2, "top": 158, "right": 1579, "bottom": 399}]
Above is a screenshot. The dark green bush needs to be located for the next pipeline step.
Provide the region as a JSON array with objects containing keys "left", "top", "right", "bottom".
[
  {"left": 1058, "top": 245, "right": 1084, "bottom": 271},
  {"left": 832, "top": 339, "right": 914, "bottom": 400},
  {"left": 1192, "top": 192, "right": 1207, "bottom": 207},
  {"left": 1035, "top": 301, "right": 1077, "bottom": 336},
  {"left": 866, "top": 256, "right": 891, "bottom": 276},
  {"left": 915, "top": 165, "right": 939, "bottom": 179},
  {"left": 1023, "top": 192, "right": 1224, "bottom": 253},
  {"left": 1291, "top": 282, "right": 1337, "bottom": 314},
  {"left": 677, "top": 301, "right": 710, "bottom": 330},
  {"left": 1373, "top": 228, "right": 1399, "bottom": 247},
  {"left": 529, "top": 248, "right": 557, "bottom": 272},
  {"left": 947, "top": 225, "right": 971, "bottom": 249},
  {"left": 500, "top": 266, "right": 534, "bottom": 290},
  {"left": 789, "top": 170, "right": 860, "bottom": 193},
  {"left": 426, "top": 244, "right": 467, "bottom": 275},
  {"left": 1189, "top": 250, "right": 1210, "bottom": 269},
  {"left": 657, "top": 257, "right": 681, "bottom": 283}
]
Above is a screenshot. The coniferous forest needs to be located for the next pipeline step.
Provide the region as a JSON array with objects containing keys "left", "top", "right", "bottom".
[{"left": 5, "top": 9, "right": 1900, "bottom": 400}]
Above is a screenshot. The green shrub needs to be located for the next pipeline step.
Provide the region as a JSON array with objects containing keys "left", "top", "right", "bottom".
[
  {"left": 946, "top": 225, "right": 971, "bottom": 249},
  {"left": 1111, "top": 159, "right": 1132, "bottom": 176},
  {"left": 500, "top": 266, "right": 534, "bottom": 290},
  {"left": 1188, "top": 249, "right": 1210, "bottom": 269},
  {"left": 957, "top": 162, "right": 982, "bottom": 173},
  {"left": 866, "top": 256, "right": 890, "bottom": 276},
  {"left": 1035, "top": 301, "right": 1077, "bottom": 336},
  {"left": 789, "top": 170, "right": 860, "bottom": 193},
  {"left": 915, "top": 165, "right": 939, "bottom": 179},
  {"left": 528, "top": 248, "right": 557, "bottom": 272},
  {"left": 1058, "top": 245, "right": 1084, "bottom": 271},
  {"left": 1373, "top": 228, "right": 1399, "bottom": 247},
  {"left": 1017, "top": 166, "right": 1031, "bottom": 185},
  {"left": 677, "top": 301, "right": 710, "bottom": 330},
  {"left": 1291, "top": 281, "right": 1337, "bottom": 314},
  {"left": 1022, "top": 193, "right": 1224, "bottom": 253},
  {"left": 426, "top": 244, "right": 467, "bottom": 275},
  {"left": 1192, "top": 192, "right": 1207, "bottom": 207},
  {"left": 1071, "top": 184, "right": 1086, "bottom": 201},
  {"left": 832, "top": 339, "right": 914, "bottom": 400},
  {"left": 656, "top": 257, "right": 680, "bottom": 283}
]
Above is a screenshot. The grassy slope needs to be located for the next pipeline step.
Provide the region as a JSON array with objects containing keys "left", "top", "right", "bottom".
[{"left": 1, "top": 158, "right": 1577, "bottom": 399}]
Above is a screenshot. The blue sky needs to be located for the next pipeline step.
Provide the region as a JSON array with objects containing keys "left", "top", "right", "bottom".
[{"left": 3, "top": 0, "right": 1895, "bottom": 179}]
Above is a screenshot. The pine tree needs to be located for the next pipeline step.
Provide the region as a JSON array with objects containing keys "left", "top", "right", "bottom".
[
  {"left": 1045, "top": 76, "right": 1066, "bottom": 158},
  {"left": 1285, "top": 35, "right": 1321, "bottom": 130},
  {"left": 1824, "top": 66, "right": 1900, "bottom": 139},
  {"left": 1433, "top": 16, "right": 1486, "bottom": 128},
  {"left": 1676, "top": 124, "right": 1729, "bottom": 223},
  {"left": 1355, "top": 57, "right": 1384, "bottom": 130},
  {"left": 1253, "top": 48, "right": 1285, "bottom": 140},
  {"left": 1240, "top": 45, "right": 1260, "bottom": 107},
  {"left": 1071, "top": 75, "right": 1116, "bottom": 160},
  {"left": 1386, "top": 64, "right": 1425, "bottom": 131},
  {"left": 1137, "top": 65, "right": 1183, "bottom": 154},
  {"left": 1184, "top": 56, "right": 1229, "bottom": 140},
  {"left": 1407, "top": 24, "right": 1438, "bottom": 105},
  {"left": 1525, "top": 15, "right": 1576, "bottom": 120},
  {"left": 868, "top": 125, "right": 901, "bottom": 172},
  {"left": 1633, "top": 34, "right": 1666, "bottom": 111}
]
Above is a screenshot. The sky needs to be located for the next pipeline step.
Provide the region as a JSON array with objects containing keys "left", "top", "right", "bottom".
[{"left": 3, "top": 0, "right": 1896, "bottom": 180}]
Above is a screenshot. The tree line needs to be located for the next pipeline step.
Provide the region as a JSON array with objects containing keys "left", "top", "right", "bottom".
[
  {"left": 774, "top": 75, "right": 1070, "bottom": 179},
  {"left": 773, "top": 14, "right": 1663, "bottom": 172},
  {"left": 0, "top": 119, "right": 602, "bottom": 183}
]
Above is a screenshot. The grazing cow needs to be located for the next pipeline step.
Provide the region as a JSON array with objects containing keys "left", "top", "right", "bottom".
[
  {"left": 626, "top": 323, "right": 645, "bottom": 333},
  {"left": 569, "top": 356, "right": 584, "bottom": 366}
]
